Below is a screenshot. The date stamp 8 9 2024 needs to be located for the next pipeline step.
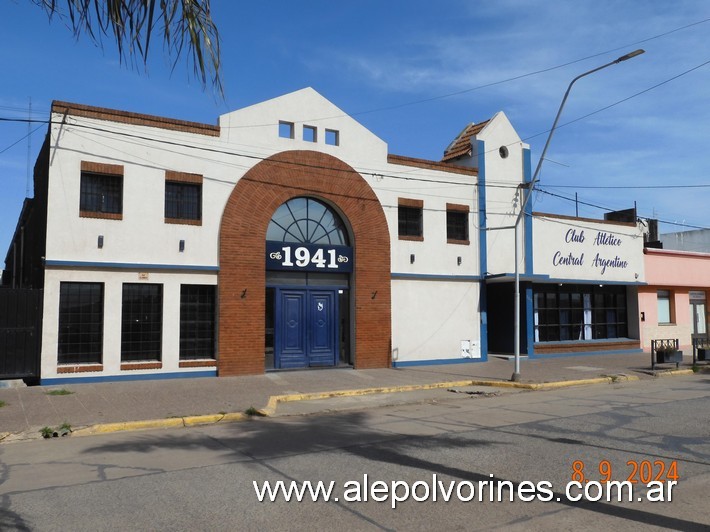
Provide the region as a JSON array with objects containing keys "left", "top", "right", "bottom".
[{"left": 571, "top": 460, "right": 680, "bottom": 484}]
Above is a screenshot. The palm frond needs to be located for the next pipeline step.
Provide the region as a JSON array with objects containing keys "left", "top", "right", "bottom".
[{"left": 33, "top": 0, "right": 223, "bottom": 97}]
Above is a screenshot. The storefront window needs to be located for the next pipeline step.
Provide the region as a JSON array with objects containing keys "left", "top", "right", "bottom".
[{"left": 534, "top": 285, "right": 627, "bottom": 342}]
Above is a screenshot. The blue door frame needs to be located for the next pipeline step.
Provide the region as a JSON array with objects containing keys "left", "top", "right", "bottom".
[{"left": 274, "top": 287, "right": 340, "bottom": 369}]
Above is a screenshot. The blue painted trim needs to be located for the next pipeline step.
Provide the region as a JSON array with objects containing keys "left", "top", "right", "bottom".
[
  {"left": 45, "top": 260, "right": 219, "bottom": 272},
  {"left": 546, "top": 278, "right": 647, "bottom": 286},
  {"left": 393, "top": 357, "right": 486, "bottom": 368},
  {"left": 525, "top": 284, "right": 535, "bottom": 356},
  {"left": 542, "top": 278, "right": 647, "bottom": 286},
  {"left": 487, "top": 273, "right": 551, "bottom": 282},
  {"left": 530, "top": 348, "right": 643, "bottom": 360},
  {"left": 523, "top": 147, "right": 534, "bottom": 275},
  {"left": 477, "top": 140, "right": 488, "bottom": 282},
  {"left": 40, "top": 370, "right": 216, "bottom": 386},
  {"left": 391, "top": 273, "right": 481, "bottom": 281},
  {"left": 486, "top": 273, "right": 647, "bottom": 286},
  {"left": 477, "top": 139, "right": 488, "bottom": 361}
]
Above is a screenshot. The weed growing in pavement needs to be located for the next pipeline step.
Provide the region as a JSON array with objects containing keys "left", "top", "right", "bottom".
[
  {"left": 0, "top": 400, "right": 6, "bottom": 408},
  {"left": 245, "top": 406, "right": 266, "bottom": 417},
  {"left": 45, "top": 389, "right": 74, "bottom": 396},
  {"left": 39, "top": 422, "right": 73, "bottom": 438}
]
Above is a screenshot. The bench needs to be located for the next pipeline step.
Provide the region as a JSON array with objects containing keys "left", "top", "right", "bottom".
[
  {"left": 651, "top": 338, "right": 682, "bottom": 370},
  {"left": 692, "top": 337, "right": 710, "bottom": 365}
]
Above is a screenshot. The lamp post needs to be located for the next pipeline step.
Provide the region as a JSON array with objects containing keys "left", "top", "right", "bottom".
[{"left": 511, "top": 49, "right": 645, "bottom": 382}]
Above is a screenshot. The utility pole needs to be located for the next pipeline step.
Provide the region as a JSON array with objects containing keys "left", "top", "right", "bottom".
[{"left": 511, "top": 49, "right": 645, "bottom": 382}]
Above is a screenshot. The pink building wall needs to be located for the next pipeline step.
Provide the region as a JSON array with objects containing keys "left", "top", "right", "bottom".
[{"left": 639, "top": 248, "right": 710, "bottom": 352}]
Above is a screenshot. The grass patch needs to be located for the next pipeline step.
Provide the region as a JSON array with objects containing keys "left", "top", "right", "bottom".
[
  {"left": 0, "top": 400, "right": 6, "bottom": 408},
  {"left": 40, "top": 422, "right": 73, "bottom": 438},
  {"left": 45, "top": 388, "right": 74, "bottom": 396},
  {"left": 245, "top": 406, "right": 266, "bottom": 417}
]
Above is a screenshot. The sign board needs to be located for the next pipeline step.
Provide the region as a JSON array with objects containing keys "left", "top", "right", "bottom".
[
  {"left": 266, "top": 241, "right": 353, "bottom": 273},
  {"left": 533, "top": 216, "right": 645, "bottom": 283}
]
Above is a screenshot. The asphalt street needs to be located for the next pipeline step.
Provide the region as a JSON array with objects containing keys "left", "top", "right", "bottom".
[{"left": 1, "top": 375, "right": 708, "bottom": 531}]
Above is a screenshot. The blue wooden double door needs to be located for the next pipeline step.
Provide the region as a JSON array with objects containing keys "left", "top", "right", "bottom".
[{"left": 275, "top": 288, "right": 339, "bottom": 369}]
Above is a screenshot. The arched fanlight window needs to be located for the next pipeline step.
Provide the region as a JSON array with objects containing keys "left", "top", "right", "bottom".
[{"left": 266, "top": 197, "right": 349, "bottom": 246}]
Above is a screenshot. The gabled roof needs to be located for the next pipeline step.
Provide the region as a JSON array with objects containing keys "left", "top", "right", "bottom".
[{"left": 441, "top": 120, "right": 490, "bottom": 162}]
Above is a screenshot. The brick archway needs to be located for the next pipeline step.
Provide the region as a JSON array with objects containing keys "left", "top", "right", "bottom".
[{"left": 218, "top": 150, "right": 391, "bottom": 375}]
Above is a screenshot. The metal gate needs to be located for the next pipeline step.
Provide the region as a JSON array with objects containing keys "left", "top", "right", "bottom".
[{"left": 0, "top": 288, "right": 42, "bottom": 380}]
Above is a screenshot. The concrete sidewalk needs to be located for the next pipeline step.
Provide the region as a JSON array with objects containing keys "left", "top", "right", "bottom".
[{"left": 0, "top": 352, "right": 699, "bottom": 443}]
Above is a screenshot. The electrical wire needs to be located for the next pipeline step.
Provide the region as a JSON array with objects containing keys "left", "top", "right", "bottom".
[
  {"left": 0, "top": 123, "right": 45, "bottom": 155},
  {"left": 535, "top": 187, "right": 710, "bottom": 230}
]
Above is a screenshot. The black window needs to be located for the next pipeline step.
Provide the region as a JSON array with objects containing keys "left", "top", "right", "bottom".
[
  {"left": 121, "top": 284, "right": 162, "bottom": 361},
  {"left": 80, "top": 172, "right": 123, "bottom": 214},
  {"left": 533, "top": 285, "right": 627, "bottom": 342},
  {"left": 180, "top": 285, "right": 216, "bottom": 359},
  {"left": 398, "top": 205, "right": 423, "bottom": 238},
  {"left": 165, "top": 181, "right": 201, "bottom": 221},
  {"left": 58, "top": 282, "right": 103, "bottom": 364},
  {"left": 447, "top": 210, "right": 469, "bottom": 242}
]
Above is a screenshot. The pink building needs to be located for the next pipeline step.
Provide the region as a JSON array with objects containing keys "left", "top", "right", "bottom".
[{"left": 639, "top": 248, "right": 710, "bottom": 354}]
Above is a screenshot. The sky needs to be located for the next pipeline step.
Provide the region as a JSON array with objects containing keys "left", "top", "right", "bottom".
[{"left": 1, "top": 0, "right": 710, "bottom": 260}]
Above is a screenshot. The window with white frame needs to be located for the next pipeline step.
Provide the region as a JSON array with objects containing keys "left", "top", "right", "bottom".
[{"left": 657, "top": 289, "right": 672, "bottom": 324}]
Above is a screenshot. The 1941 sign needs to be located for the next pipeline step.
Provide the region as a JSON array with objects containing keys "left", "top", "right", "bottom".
[{"left": 266, "top": 242, "right": 353, "bottom": 273}]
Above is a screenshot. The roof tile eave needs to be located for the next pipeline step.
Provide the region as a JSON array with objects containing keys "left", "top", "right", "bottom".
[
  {"left": 388, "top": 153, "right": 477, "bottom": 176},
  {"left": 50, "top": 100, "right": 221, "bottom": 137},
  {"left": 441, "top": 119, "right": 491, "bottom": 162}
]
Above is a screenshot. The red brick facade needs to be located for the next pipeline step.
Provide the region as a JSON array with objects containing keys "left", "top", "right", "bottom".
[{"left": 218, "top": 150, "right": 391, "bottom": 376}]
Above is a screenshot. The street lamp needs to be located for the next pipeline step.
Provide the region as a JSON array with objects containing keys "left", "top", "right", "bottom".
[{"left": 511, "top": 49, "right": 645, "bottom": 382}]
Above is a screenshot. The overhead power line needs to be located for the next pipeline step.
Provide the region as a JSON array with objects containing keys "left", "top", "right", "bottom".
[
  {"left": 542, "top": 183, "right": 710, "bottom": 190},
  {"left": 535, "top": 187, "right": 709, "bottom": 230}
]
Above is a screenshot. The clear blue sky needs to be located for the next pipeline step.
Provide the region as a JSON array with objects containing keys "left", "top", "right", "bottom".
[{"left": 2, "top": 1, "right": 709, "bottom": 260}]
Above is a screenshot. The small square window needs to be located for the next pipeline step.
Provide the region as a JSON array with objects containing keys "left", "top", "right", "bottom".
[
  {"left": 303, "top": 125, "right": 317, "bottom": 142},
  {"left": 80, "top": 172, "right": 123, "bottom": 216},
  {"left": 446, "top": 207, "right": 469, "bottom": 243},
  {"left": 325, "top": 129, "right": 339, "bottom": 146},
  {"left": 279, "top": 121, "right": 294, "bottom": 139},
  {"left": 398, "top": 201, "right": 423, "bottom": 240},
  {"left": 165, "top": 181, "right": 201, "bottom": 222}
]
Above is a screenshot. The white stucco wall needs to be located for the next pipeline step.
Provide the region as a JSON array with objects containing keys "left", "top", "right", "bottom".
[
  {"left": 39, "top": 88, "right": 491, "bottom": 376},
  {"left": 219, "top": 87, "right": 389, "bottom": 167},
  {"left": 476, "top": 112, "right": 529, "bottom": 277},
  {"left": 377, "top": 160, "right": 482, "bottom": 364},
  {"left": 391, "top": 279, "right": 480, "bottom": 363},
  {"left": 41, "top": 269, "right": 217, "bottom": 379}
]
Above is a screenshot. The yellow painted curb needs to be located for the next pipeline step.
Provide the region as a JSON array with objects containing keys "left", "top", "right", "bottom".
[
  {"left": 183, "top": 412, "right": 249, "bottom": 426},
  {"left": 31, "top": 373, "right": 652, "bottom": 439},
  {"left": 72, "top": 411, "right": 251, "bottom": 437},
  {"left": 261, "top": 374, "right": 641, "bottom": 415},
  {"left": 73, "top": 417, "right": 185, "bottom": 436}
]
